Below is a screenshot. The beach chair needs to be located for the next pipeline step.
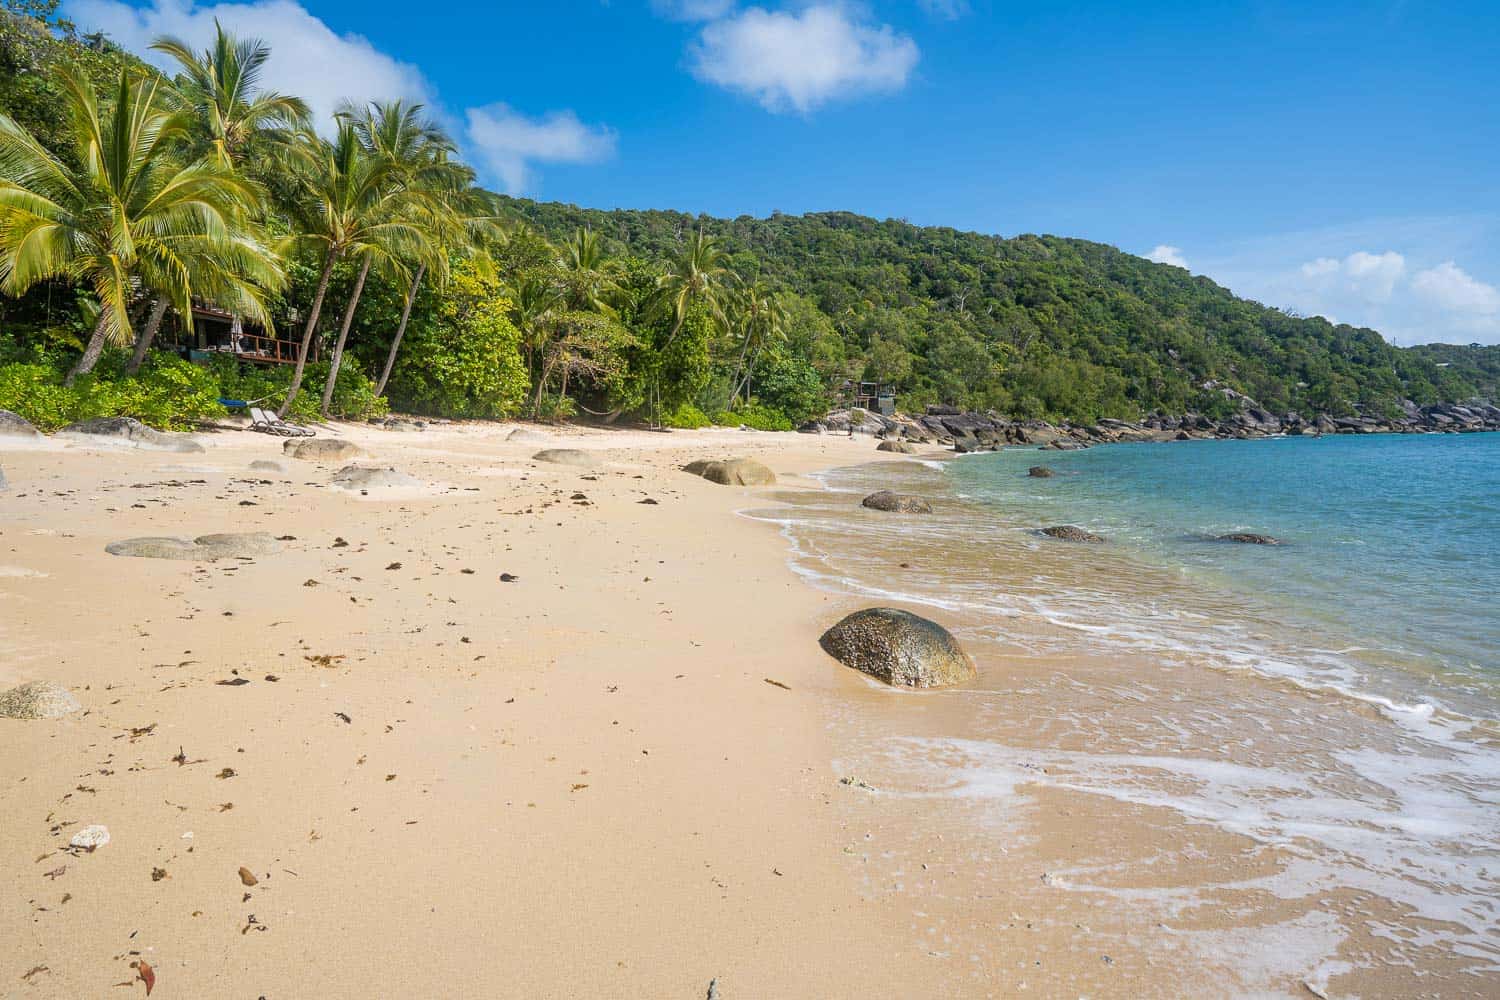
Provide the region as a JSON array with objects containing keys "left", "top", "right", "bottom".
[{"left": 249, "top": 406, "right": 315, "bottom": 437}]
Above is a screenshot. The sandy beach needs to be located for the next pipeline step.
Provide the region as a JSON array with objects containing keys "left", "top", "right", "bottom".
[
  {"left": 3, "top": 420, "right": 1492, "bottom": 999},
  {"left": 0, "top": 420, "right": 979, "bottom": 998}
]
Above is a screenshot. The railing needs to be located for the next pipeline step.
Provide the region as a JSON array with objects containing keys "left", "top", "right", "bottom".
[{"left": 193, "top": 332, "right": 305, "bottom": 364}]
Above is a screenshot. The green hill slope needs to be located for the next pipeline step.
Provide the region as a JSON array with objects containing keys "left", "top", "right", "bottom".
[{"left": 499, "top": 198, "right": 1483, "bottom": 422}]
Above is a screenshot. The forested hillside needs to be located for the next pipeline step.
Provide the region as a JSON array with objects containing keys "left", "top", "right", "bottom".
[
  {"left": 500, "top": 198, "right": 1487, "bottom": 421},
  {"left": 0, "top": 3, "right": 1491, "bottom": 436}
]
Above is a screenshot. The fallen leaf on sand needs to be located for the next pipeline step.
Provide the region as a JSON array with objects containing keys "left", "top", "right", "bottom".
[
  {"left": 385, "top": 774, "right": 396, "bottom": 781},
  {"left": 238, "top": 866, "right": 258, "bottom": 886},
  {"left": 499, "top": 573, "right": 518, "bottom": 582},
  {"left": 764, "top": 678, "right": 791, "bottom": 690},
  {"left": 305, "top": 653, "right": 345, "bottom": 668},
  {"left": 133, "top": 959, "right": 155, "bottom": 995},
  {"left": 215, "top": 677, "right": 250, "bottom": 686},
  {"left": 216, "top": 767, "right": 236, "bottom": 779},
  {"left": 385, "top": 562, "right": 402, "bottom": 570},
  {"left": 334, "top": 711, "right": 351, "bottom": 724},
  {"left": 151, "top": 867, "right": 167, "bottom": 882}
]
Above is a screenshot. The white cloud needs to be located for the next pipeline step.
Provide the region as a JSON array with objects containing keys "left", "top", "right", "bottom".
[
  {"left": 688, "top": 4, "right": 919, "bottom": 113},
  {"left": 64, "top": 0, "right": 617, "bottom": 194},
  {"left": 652, "top": 0, "right": 736, "bottom": 20},
  {"left": 66, "top": 0, "right": 435, "bottom": 129},
  {"left": 1412, "top": 261, "right": 1500, "bottom": 317},
  {"left": 1298, "top": 250, "right": 1406, "bottom": 303},
  {"left": 1146, "top": 244, "right": 1189, "bottom": 269},
  {"left": 465, "top": 105, "right": 616, "bottom": 196}
]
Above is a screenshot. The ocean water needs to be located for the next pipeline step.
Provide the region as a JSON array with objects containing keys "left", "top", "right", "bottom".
[
  {"left": 949, "top": 433, "right": 1500, "bottom": 692},
  {"left": 750, "top": 432, "right": 1500, "bottom": 992}
]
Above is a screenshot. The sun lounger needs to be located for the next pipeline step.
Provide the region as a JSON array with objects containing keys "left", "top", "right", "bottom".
[{"left": 249, "top": 406, "right": 315, "bottom": 437}]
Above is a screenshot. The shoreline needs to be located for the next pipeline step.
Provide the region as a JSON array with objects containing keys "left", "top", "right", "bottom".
[{"left": 3, "top": 421, "right": 1495, "bottom": 996}]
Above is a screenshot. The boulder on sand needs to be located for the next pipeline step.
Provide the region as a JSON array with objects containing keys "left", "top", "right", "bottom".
[
  {"left": 861, "top": 490, "right": 932, "bottom": 514},
  {"left": 249, "top": 459, "right": 285, "bottom": 473},
  {"left": 0, "top": 679, "right": 81, "bottom": 719},
  {"left": 284, "top": 438, "right": 363, "bottom": 462},
  {"left": 685, "top": 458, "right": 776, "bottom": 486},
  {"left": 330, "top": 464, "right": 421, "bottom": 491},
  {"left": 533, "top": 448, "right": 598, "bottom": 469},
  {"left": 876, "top": 439, "right": 916, "bottom": 454},
  {"left": 507, "top": 428, "right": 550, "bottom": 444},
  {"left": 58, "top": 416, "right": 204, "bottom": 453},
  {"left": 1216, "top": 532, "right": 1283, "bottom": 545},
  {"left": 0, "top": 409, "right": 40, "bottom": 438},
  {"left": 106, "top": 532, "right": 281, "bottom": 561},
  {"left": 819, "top": 608, "right": 975, "bottom": 688},
  {"left": 1040, "top": 525, "right": 1105, "bottom": 543},
  {"left": 1028, "top": 466, "right": 1055, "bottom": 478}
]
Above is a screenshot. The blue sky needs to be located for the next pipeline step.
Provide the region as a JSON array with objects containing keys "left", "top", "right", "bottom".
[{"left": 65, "top": 1, "right": 1500, "bottom": 345}]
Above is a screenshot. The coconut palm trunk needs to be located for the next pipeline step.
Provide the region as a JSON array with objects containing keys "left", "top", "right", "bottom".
[
  {"left": 65, "top": 309, "right": 116, "bottom": 386},
  {"left": 374, "top": 261, "right": 423, "bottom": 397},
  {"left": 125, "top": 298, "right": 171, "bottom": 375},
  {"left": 320, "top": 255, "right": 371, "bottom": 418},
  {"left": 279, "top": 248, "right": 339, "bottom": 418}
]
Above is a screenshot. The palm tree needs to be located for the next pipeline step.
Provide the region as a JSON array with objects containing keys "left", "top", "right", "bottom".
[
  {"left": 121, "top": 22, "right": 308, "bottom": 374},
  {"left": 505, "top": 270, "right": 562, "bottom": 409},
  {"left": 151, "top": 21, "right": 309, "bottom": 166},
  {"left": 655, "top": 227, "right": 727, "bottom": 345},
  {"left": 275, "top": 123, "right": 427, "bottom": 417},
  {"left": 726, "top": 273, "right": 788, "bottom": 406},
  {"left": 0, "top": 67, "right": 281, "bottom": 383},
  {"left": 560, "top": 226, "right": 615, "bottom": 313},
  {"left": 332, "top": 99, "right": 493, "bottom": 406}
]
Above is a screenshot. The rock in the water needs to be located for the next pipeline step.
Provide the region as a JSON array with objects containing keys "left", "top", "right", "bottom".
[
  {"left": 249, "top": 459, "right": 284, "bottom": 473},
  {"left": 59, "top": 416, "right": 204, "bottom": 453},
  {"left": 861, "top": 490, "right": 933, "bottom": 513},
  {"left": 533, "top": 448, "right": 598, "bottom": 468},
  {"left": 0, "top": 409, "right": 41, "bottom": 438},
  {"left": 1216, "top": 532, "right": 1283, "bottom": 545},
  {"left": 876, "top": 439, "right": 916, "bottom": 454},
  {"left": 0, "top": 680, "right": 81, "bottom": 719},
  {"left": 106, "top": 532, "right": 281, "bottom": 561},
  {"left": 284, "top": 438, "right": 364, "bottom": 462},
  {"left": 1040, "top": 525, "right": 1105, "bottom": 543},
  {"left": 330, "top": 464, "right": 421, "bottom": 490},
  {"left": 688, "top": 458, "right": 776, "bottom": 486},
  {"left": 1028, "top": 466, "right": 1055, "bottom": 478},
  {"left": 819, "top": 608, "right": 975, "bottom": 688},
  {"left": 69, "top": 825, "right": 110, "bottom": 850}
]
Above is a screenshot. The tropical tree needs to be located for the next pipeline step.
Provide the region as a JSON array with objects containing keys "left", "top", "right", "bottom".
[
  {"left": 648, "top": 227, "right": 727, "bottom": 422},
  {"left": 0, "top": 66, "right": 281, "bottom": 383},
  {"left": 725, "top": 272, "right": 787, "bottom": 406},
  {"left": 120, "top": 22, "right": 307, "bottom": 374},
  {"left": 274, "top": 122, "right": 427, "bottom": 417},
  {"left": 151, "top": 21, "right": 308, "bottom": 166},
  {"left": 504, "top": 270, "right": 561, "bottom": 395}
]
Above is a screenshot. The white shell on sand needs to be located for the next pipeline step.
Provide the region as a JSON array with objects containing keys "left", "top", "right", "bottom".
[{"left": 70, "top": 825, "right": 110, "bottom": 850}]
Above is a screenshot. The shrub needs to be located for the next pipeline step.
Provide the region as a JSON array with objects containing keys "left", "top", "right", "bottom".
[
  {"left": 660, "top": 402, "right": 712, "bottom": 428},
  {"left": 713, "top": 403, "right": 793, "bottom": 432}
]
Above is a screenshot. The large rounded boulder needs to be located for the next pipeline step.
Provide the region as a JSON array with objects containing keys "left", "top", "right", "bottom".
[
  {"left": 876, "top": 439, "right": 916, "bottom": 454},
  {"left": 861, "top": 490, "right": 932, "bottom": 514},
  {"left": 331, "top": 464, "right": 421, "bottom": 491},
  {"left": 285, "top": 438, "right": 364, "bottom": 462},
  {"left": 0, "top": 409, "right": 41, "bottom": 438},
  {"left": 1217, "top": 532, "right": 1283, "bottom": 545},
  {"left": 686, "top": 458, "right": 776, "bottom": 486},
  {"left": 0, "top": 680, "right": 81, "bottom": 720},
  {"left": 59, "top": 416, "right": 204, "bottom": 453},
  {"left": 819, "top": 608, "right": 975, "bottom": 688},
  {"left": 106, "top": 532, "right": 281, "bottom": 561},
  {"left": 1040, "top": 525, "right": 1104, "bottom": 543},
  {"left": 533, "top": 448, "right": 598, "bottom": 468}
]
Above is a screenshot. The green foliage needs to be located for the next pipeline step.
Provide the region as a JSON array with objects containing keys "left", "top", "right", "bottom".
[
  {"left": 659, "top": 401, "right": 711, "bottom": 429},
  {"left": 714, "top": 403, "right": 793, "bottom": 431},
  {"left": 0, "top": 353, "right": 221, "bottom": 430},
  {"left": 389, "top": 259, "right": 528, "bottom": 418},
  {"left": 499, "top": 199, "right": 1486, "bottom": 420}
]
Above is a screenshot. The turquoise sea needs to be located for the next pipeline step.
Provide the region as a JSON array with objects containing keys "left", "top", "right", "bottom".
[{"left": 950, "top": 432, "right": 1500, "bottom": 699}]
